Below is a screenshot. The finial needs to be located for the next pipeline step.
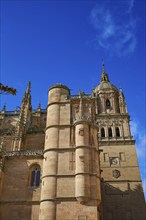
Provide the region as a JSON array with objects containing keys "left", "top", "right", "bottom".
[
  {"left": 102, "top": 62, "right": 105, "bottom": 73},
  {"left": 119, "top": 88, "right": 123, "bottom": 93},
  {"left": 1, "top": 103, "right": 6, "bottom": 112},
  {"left": 38, "top": 103, "right": 41, "bottom": 110},
  {"left": 26, "top": 81, "right": 31, "bottom": 93},
  {"left": 100, "top": 61, "right": 110, "bottom": 82},
  {"left": 3, "top": 103, "right": 6, "bottom": 111},
  {"left": 22, "top": 81, "right": 32, "bottom": 105}
]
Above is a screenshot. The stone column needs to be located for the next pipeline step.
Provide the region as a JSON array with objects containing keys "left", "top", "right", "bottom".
[
  {"left": 105, "top": 125, "right": 108, "bottom": 138},
  {"left": 113, "top": 122, "right": 116, "bottom": 138},
  {"left": 74, "top": 121, "right": 90, "bottom": 203},
  {"left": 120, "top": 123, "right": 124, "bottom": 138},
  {"left": 74, "top": 118, "right": 101, "bottom": 215},
  {"left": 127, "top": 119, "right": 131, "bottom": 137},
  {"left": 102, "top": 95, "right": 105, "bottom": 113}
]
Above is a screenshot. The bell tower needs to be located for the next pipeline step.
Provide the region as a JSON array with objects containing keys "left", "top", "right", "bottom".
[{"left": 94, "top": 65, "right": 146, "bottom": 220}]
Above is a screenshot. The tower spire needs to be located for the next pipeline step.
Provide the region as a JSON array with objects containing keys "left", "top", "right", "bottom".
[
  {"left": 26, "top": 81, "right": 31, "bottom": 94},
  {"left": 102, "top": 58, "right": 105, "bottom": 73},
  {"left": 2, "top": 103, "right": 6, "bottom": 112},
  {"left": 102, "top": 63, "right": 105, "bottom": 73},
  {"left": 100, "top": 62, "right": 109, "bottom": 82}
]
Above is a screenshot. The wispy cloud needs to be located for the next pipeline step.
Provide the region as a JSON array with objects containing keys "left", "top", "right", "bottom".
[
  {"left": 130, "top": 119, "right": 146, "bottom": 158},
  {"left": 142, "top": 178, "right": 146, "bottom": 200},
  {"left": 89, "top": 0, "right": 137, "bottom": 57},
  {"left": 130, "top": 119, "right": 146, "bottom": 199},
  {"left": 127, "top": 0, "right": 135, "bottom": 13}
]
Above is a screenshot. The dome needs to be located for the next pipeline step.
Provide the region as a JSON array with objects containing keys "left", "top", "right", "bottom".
[
  {"left": 95, "top": 81, "right": 118, "bottom": 92},
  {"left": 94, "top": 64, "right": 118, "bottom": 93}
]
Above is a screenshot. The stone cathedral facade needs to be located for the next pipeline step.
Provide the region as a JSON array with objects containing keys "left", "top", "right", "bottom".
[{"left": 0, "top": 65, "right": 145, "bottom": 220}]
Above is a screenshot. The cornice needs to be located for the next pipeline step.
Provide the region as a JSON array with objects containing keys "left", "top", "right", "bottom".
[{"left": 99, "top": 139, "right": 135, "bottom": 146}]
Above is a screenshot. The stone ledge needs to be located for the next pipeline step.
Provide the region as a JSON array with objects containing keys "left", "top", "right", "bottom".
[
  {"left": 5, "top": 150, "right": 43, "bottom": 158},
  {"left": 0, "top": 201, "right": 40, "bottom": 204}
]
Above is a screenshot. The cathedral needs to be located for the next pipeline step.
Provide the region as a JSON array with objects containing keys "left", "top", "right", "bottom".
[{"left": 0, "top": 65, "right": 145, "bottom": 220}]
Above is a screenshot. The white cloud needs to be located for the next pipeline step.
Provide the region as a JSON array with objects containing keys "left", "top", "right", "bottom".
[
  {"left": 127, "top": 0, "right": 135, "bottom": 13},
  {"left": 142, "top": 178, "right": 146, "bottom": 200},
  {"left": 130, "top": 119, "right": 146, "bottom": 199},
  {"left": 89, "top": 0, "right": 137, "bottom": 57},
  {"left": 130, "top": 119, "right": 146, "bottom": 158},
  {"left": 130, "top": 120, "right": 138, "bottom": 136}
]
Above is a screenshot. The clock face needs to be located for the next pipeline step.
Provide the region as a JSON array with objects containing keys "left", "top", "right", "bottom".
[{"left": 110, "top": 157, "right": 119, "bottom": 165}]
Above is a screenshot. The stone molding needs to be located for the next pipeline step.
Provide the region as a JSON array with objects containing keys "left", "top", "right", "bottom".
[
  {"left": 5, "top": 149, "right": 43, "bottom": 158},
  {"left": 47, "top": 101, "right": 70, "bottom": 109},
  {"left": 99, "top": 139, "right": 135, "bottom": 146}
]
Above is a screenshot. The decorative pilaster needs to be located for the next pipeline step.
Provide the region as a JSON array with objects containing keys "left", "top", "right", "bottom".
[
  {"left": 13, "top": 82, "right": 32, "bottom": 151},
  {"left": 119, "top": 88, "right": 127, "bottom": 114},
  {"left": 0, "top": 138, "right": 6, "bottom": 171}
]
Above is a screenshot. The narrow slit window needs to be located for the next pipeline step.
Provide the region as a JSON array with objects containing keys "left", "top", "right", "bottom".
[
  {"left": 36, "top": 170, "right": 40, "bottom": 187},
  {"left": 108, "top": 128, "right": 112, "bottom": 138},
  {"left": 116, "top": 127, "right": 120, "bottom": 137},
  {"left": 31, "top": 170, "right": 35, "bottom": 187},
  {"left": 106, "top": 99, "right": 110, "bottom": 108},
  {"left": 101, "top": 127, "right": 105, "bottom": 138},
  {"left": 31, "top": 167, "right": 40, "bottom": 187}
]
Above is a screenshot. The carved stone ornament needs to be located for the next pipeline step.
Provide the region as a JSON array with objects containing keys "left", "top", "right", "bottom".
[
  {"left": 6, "top": 149, "right": 43, "bottom": 157},
  {"left": 0, "top": 157, "right": 5, "bottom": 170},
  {"left": 113, "top": 169, "right": 121, "bottom": 178},
  {"left": 110, "top": 157, "right": 119, "bottom": 165},
  {"left": 79, "top": 128, "right": 84, "bottom": 136},
  {"left": 75, "top": 106, "right": 79, "bottom": 113}
]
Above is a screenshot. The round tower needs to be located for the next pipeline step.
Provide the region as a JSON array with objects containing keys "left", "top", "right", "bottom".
[
  {"left": 74, "top": 97, "right": 101, "bottom": 209},
  {"left": 39, "top": 84, "right": 70, "bottom": 220}
]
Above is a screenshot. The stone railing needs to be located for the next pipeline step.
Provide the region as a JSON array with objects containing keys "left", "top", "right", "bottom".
[
  {"left": 70, "top": 94, "right": 92, "bottom": 100},
  {"left": 73, "top": 116, "right": 92, "bottom": 124},
  {"left": 5, "top": 149, "right": 43, "bottom": 158}
]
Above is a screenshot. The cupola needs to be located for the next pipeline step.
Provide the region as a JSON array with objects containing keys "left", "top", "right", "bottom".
[{"left": 94, "top": 64, "right": 118, "bottom": 93}]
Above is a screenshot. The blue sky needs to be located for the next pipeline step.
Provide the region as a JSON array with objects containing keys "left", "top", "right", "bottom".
[{"left": 0, "top": 0, "right": 146, "bottom": 198}]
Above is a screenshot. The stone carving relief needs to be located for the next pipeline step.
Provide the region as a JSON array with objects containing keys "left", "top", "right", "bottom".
[
  {"left": 72, "top": 102, "right": 92, "bottom": 122},
  {"left": 75, "top": 105, "right": 79, "bottom": 113},
  {"left": 113, "top": 169, "right": 121, "bottom": 178},
  {"left": 79, "top": 128, "right": 84, "bottom": 136},
  {"left": 0, "top": 138, "right": 6, "bottom": 170},
  {"left": 110, "top": 157, "right": 120, "bottom": 166}
]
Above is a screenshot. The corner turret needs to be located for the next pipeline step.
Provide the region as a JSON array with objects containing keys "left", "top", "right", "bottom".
[{"left": 119, "top": 88, "right": 128, "bottom": 113}]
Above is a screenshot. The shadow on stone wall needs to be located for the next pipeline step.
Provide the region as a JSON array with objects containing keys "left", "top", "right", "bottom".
[{"left": 101, "top": 180, "right": 146, "bottom": 220}]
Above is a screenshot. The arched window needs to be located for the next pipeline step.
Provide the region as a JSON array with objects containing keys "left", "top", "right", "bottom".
[
  {"left": 30, "top": 166, "right": 40, "bottom": 187},
  {"left": 108, "top": 128, "right": 112, "bottom": 138},
  {"left": 101, "top": 127, "right": 105, "bottom": 138},
  {"left": 106, "top": 99, "right": 110, "bottom": 108},
  {"left": 116, "top": 127, "right": 120, "bottom": 137}
]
